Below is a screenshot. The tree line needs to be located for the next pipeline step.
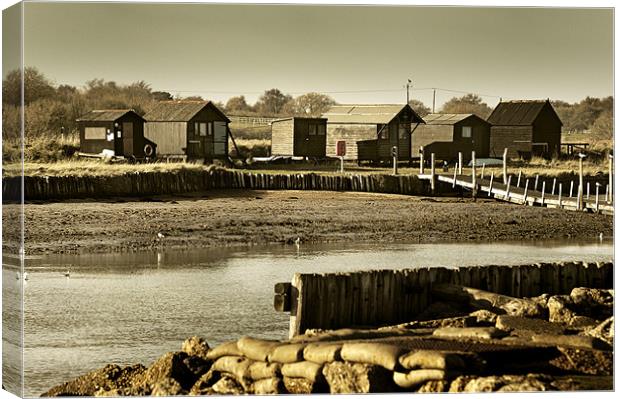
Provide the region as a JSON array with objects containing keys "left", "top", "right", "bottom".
[{"left": 1, "top": 67, "right": 613, "bottom": 140}]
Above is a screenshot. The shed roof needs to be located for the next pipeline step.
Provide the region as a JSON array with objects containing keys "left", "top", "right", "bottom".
[
  {"left": 322, "top": 104, "right": 424, "bottom": 124},
  {"left": 144, "top": 100, "right": 230, "bottom": 122},
  {"left": 76, "top": 109, "right": 143, "bottom": 122},
  {"left": 423, "top": 113, "right": 480, "bottom": 125},
  {"left": 487, "top": 100, "right": 561, "bottom": 126},
  {"left": 271, "top": 116, "right": 328, "bottom": 123}
]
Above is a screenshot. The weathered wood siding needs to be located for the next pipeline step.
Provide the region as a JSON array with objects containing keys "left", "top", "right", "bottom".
[
  {"left": 144, "top": 122, "right": 187, "bottom": 155},
  {"left": 326, "top": 124, "right": 376, "bottom": 160},
  {"left": 187, "top": 106, "right": 229, "bottom": 159},
  {"left": 489, "top": 126, "right": 532, "bottom": 158},
  {"left": 271, "top": 119, "right": 295, "bottom": 156},
  {"left": 412, "top": 117, "right": 490, "bottom": 161},
  {"left": 79, "top": 121, "right": 115, "bottom": 154}
]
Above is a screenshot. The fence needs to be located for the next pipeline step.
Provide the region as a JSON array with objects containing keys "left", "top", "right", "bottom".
[{"left": 275, "top": 261, "right": 613, "bottom": 337}]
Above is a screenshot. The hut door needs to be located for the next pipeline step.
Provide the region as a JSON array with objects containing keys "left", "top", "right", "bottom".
[
  {"left": 114, "top": 126, "right": 123, "bottom": 156},
  {"left": 213, "top": 121, "right": 227, "bottom": 156},
  {"left": 122, "top": 122, "right": 134, "bottom": 157}
]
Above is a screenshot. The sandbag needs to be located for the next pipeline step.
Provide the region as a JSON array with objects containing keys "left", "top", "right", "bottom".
[
  {"left": 211, "top": 356, "right": 253, "bottom": 382},
  {"left": 393, "top": 369, "right": 447, "bottom": 389},
  {"left": 281, "top": 361, "right": 323, "bottom": 382},
  {"left": 252, "top": 377, "right": 284, "bottom": 395},
  {"left": 399, "top": 351, "right": 465, "bottom": 371},
  {"left": 249, "top": 362, "right": 281, "bottom": 380},
  {"left": 206, "top": 341, "right": 243, "bottom": 360},
  {"left": 340, "top": 343, "right": 404, "bottom": 370},
  {"left": 268, "top": 343, "right": 306, "bottom": 363},
  {"left": 237, "top": 337, "right": 281, "bottom": 362},
  {"left": 303, "top": 343, "right": 343, "bottom": 364}
]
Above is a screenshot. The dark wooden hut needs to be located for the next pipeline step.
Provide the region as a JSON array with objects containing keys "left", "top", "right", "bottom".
[
  {"left": 487, "top": 100, "right": 562, "bottom": 159},
  {"left": 322, "top": 104, "right": 425, "bottom": 163},
  {"left": 270, "top": 117, "right": 328, "bottom": 158},
  {"left": 412, "top": 113, "right": 490, "bottom": 161},
  {"left": 144, "top": 101, "right": 230, "bottom": 160},
  {"left": 77, "top": 109, "right": 155, "bottom": 159}
]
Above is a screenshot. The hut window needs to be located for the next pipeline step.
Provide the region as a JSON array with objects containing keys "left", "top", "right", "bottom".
[
  {"left": 317, "top": 124, "right": 326, "bottom": 135},
  {"left": 309, "top": 124, "right": 317, "bottom": 136},
  {"left": 84, "top": 127, "right": 106, "bottom": 140},
  {"left": 196, "top": 122, "right": 208, "bottom": 136},
  {"left": 378, "top": 124, "right": 389, "bottom": 140},
  {"left": 207, "top": 122, "right": 213, "bottom": 135},
  {"left": 462, "top": 126, "right": 472, "bottom": 138}
]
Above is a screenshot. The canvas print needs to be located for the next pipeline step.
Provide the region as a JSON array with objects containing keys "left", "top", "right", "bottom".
[{"left": 1, "top": 0, "right": 615, "bottom": 396}]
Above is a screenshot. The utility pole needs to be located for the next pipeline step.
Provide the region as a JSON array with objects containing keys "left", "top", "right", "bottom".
[
  {"left": 406, "top": 79, "right": 412, "bottom": 103},
  {"left": 432, "top": 88, "right": 436, "bottom": 113}
]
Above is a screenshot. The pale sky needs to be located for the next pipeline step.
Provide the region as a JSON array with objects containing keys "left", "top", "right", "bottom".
[{"left": 2, "top": 1, "right": 615, "bottom": 108}]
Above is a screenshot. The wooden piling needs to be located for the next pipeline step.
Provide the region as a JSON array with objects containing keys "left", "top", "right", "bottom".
[
  {"left": 419, "top": 146, "right": 425, "bottom": 174},
  {"left": 471, "top": 151, "right": 477, "bottom": 198},
  {"left": 502, "top": 148, "right": 508, "bottom": 184},
  {"left": 558, "top": 183, "right": 563, "bottom": 208},
  {"left": 541, "top": 181, "right": 546, "bottom": 206},
  {"left": 505, "top": 175, "right": 512, "bottom": 199},
  {"left": 569, "top": 181, "right": 574, "bottom": 198},
  {"left": 488, "top": 172, "right": 494, "bottom": 197},
  {"left": 534, "top": 174, "right": 539, "bottom": 191},
  {"left": 430, "top": 153, "right": 436, "bottom": 193},
  {"left": 516, "top": 170, "right": 522, "bottom": 188},
  {"left": 587, "top": 182, "right": 590, "bottom": 199},
  {"left": 552, "top": 178, "right": 557, "bottom": 195},
  {"left": 523, "top": 179, "right": 529, "bottom": 205},
  {"left": 452, "top": 166, "right": 457, "bottom": 188}
]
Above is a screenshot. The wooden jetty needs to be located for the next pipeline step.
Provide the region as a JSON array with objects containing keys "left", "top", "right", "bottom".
[{"left": 275, "top": 261, "right": 613, "bottom": 338}]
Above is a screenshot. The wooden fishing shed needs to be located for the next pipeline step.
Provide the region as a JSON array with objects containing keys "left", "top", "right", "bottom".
[
  {"left": 412, "top": 113, "right": 491, "bottom": 162},
  {"left": 77, "top": 109, "right": 156, "bottom": 159},
  {"left": 322, "top": 104, "right": 425, "bottom": 163},
  {"left": 144, "top": 100, "right": 230, "bottom": 160},
  {"left": 487, "top": 100, "right": 562, "bottom": 159},
  {"left": 270, "top": 117, "right": 328, "bottom": 158}
]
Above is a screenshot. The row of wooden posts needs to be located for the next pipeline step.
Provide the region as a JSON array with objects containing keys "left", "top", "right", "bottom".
[
  {"left": 275, "top": 261, "right": 613, "bottom": 337},
  {"left": 418, "top": 147, "right": 614, "bottom": 210}
]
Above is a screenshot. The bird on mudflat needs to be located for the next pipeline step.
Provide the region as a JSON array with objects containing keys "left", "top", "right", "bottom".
[
  {"left": 63, "top": 270, "right": 70, "bottom": 278},
  {"left": 157, "top": 232, "right": 165, "bottom": 240}
]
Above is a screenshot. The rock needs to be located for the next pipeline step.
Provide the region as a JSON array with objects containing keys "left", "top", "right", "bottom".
[
  {"left": 550, "top": 347, "right": 613, "bottom": 376},
  {"left": 547, "top": 295, "right": 578, "bottom": 324},
  {"left": 211, "top": 375, "right": 245, "bottom": 395},
  {"left": 451, "top": 374, "right": 554, "bottom": 392},
  {"left": 399, "top": 350, "right": 465, "bottom": 371},
  {"left": 408, "top": 316, "right": 477, "bottom": 329},
  {"left": 322, "top": 361, "right": 395, "bottom": 393},
  {"left": 502, "top": 299, "right": 547, "bottom": 319},
  {"left": 531, "top": 334, "right": 611, "bottom": 350},
  {"left": 570, "top": 288, "right": 613, "bottom": 319},
  {"left": 583, "top": 316, "right": 614, "bottom": 346},
  {"left": 530, "top": 293, "right": 551, "bottom": 308},
  {"left": 42, "top": 364, "right": 146, "bottom": 397},
  {"left": 417, "top": 379, "right": 448, "bottom": 393},
  {"left": 150, "top": 378, "right": 184, "bottom": 396},
  {"left": 283, "top": 376, "right": 327, "bottom": 394},
  {"left": 188, "top": 370, "right": 221, "bottom": 395},
  {"left": 393, "top": 369, "right": 448, "bottom": 389},
  {"left": 252, "top": 377, "right": 285, "bottom": 395},
  {"left": 495, "top": 315, "right": 565, "bottom": 336},
  {"left": 432, "top": 327, "right": 507, "bottom": 340},
  {"left": 469, "top": 310, "right": 499, "bottom": 325},
  {"left": 131, "top": 351, "right": 209, "bottom": 395},
  {"left": 181, "top": 336, "right": 210, "bottom": 359},
  {"left": 568, "top": 315, "right": 598, "bottom": 329},
  {"left": 340, "top": 342, "right": 405, "bottom": 370}
]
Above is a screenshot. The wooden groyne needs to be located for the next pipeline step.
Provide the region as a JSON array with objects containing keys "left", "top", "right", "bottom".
[
  {"left": 2, "top": 169, "right": 433, "bottom": 202},
  {"left": 275, "top": 261, "right": 613, "bottom": 337}
]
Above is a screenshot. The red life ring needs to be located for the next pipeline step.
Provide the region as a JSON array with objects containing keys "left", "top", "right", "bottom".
[{"left": 144, "top": 143, "right": 155, "bottom": 157}]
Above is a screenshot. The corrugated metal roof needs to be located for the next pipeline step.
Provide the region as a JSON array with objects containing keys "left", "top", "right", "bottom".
[
  {"left": 144, "top": 100, "right": 230, "bottom": 122},
  {"left": 76, "top": 109, "right": 141, "bottom": 122},
  {"left": 322, "top": 104, "right": 424, "bottom": 124},
  {"left": 486, "top": 100, "right": 549, "bottom": 126},
  {"left": 423, "top": 113, "right": 476, "bottom": 125},
  {"left": 271, "top": 117, "right": 327, "bottom": 123}
]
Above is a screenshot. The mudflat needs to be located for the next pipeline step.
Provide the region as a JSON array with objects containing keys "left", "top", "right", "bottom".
[{"left": 4, "top": 190, "right": 612, "bottom": 255}]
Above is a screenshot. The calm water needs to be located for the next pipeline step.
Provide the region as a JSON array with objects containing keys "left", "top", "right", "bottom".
[{"left": 5, "top": 240, "right": 614, "bottom": 396}]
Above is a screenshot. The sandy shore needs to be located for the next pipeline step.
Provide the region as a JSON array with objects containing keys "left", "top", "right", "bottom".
[{"left": 3, "top": 190, "right": 612, "bottom": 255}]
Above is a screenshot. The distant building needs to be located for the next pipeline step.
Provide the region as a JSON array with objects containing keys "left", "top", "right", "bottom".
[
  {"left": 487, "top": 100, "right": 562, "bottom": 159},
  {"left": 144, "top": 101, "right": 230, "bottom": 160},
  {"left": 270, "top": 117, "right": 328, "bottom": 158},
  {"left": 77, "top": 109, "right": 156, "bottom": 159},
  {"left": 322, "top": 104, "right": 425, "bottom": 163},
  {"left": 412, "top": 113, "right": 491, "bottom": 162}
]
